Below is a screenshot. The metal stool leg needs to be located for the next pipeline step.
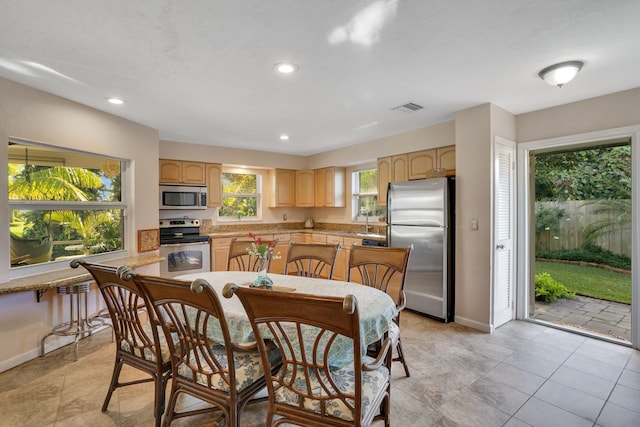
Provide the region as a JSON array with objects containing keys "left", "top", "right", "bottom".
[{"left": 40, "top": 281, "right": 107, "bottom": 361}]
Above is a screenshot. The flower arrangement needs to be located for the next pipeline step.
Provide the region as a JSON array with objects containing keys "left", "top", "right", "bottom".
[
  {"left": 246, "top": 232, "right": 281, "bottom": 259},
  {"left": 247, "top": 232, "right": 280, "bottom": 288}
]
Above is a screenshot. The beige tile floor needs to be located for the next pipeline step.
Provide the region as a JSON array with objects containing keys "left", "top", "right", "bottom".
[{"left": 1, "top": 311, "right": 639, "bottom": 427}]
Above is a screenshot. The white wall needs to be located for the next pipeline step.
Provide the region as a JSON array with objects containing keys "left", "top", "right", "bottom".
[
  {"left": 0, "top": 77, "right": 160, "bottom": 371},
  {"left": 453, "top": 104, "right": 492, "bottom": 330},
  {"left": 516, "top": 87, "right": 640, "bottom": 141}
]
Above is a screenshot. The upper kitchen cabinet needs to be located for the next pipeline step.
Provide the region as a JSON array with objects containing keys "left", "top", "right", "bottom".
[
  {"left": 377, "top": 146, "right": 456, "bottom": 205},
  {"left": 295, "top": 170, "right": 315, "bottom": 207},
  {"left": 205, "top": 163, "right": 223, "bottom": 207},
  {"left": 377, "top": 157, "right": 391, "bottom": 206},
  {"left": 407, "top": 146, "right": 456, "bottom": 179},
  {"left": 159, "top": 159, "right": 206, "bottom": 184},
  {"left": 377, "top": 154, "right": 407, "bottom": 206},
  {"left": 314, "top": 167, "right": 345, "bottom": 207},
  {"left": 436, "top": 145, "right": 456, "bottom": 175},
  {"left": 408, "top": 149, "right": 436, "bottom": 180},
  {"left": 270, "top": 169, "right": 296, "bottom": 207},
  {"left": 391, "top": 154, "right": 408, "bottom": 182}
]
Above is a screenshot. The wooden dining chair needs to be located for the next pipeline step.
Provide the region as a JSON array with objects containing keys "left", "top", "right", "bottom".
[
  {"left": 347, "top": 245, "right": 412, "bottom": 377},
  {"left": 223, "top": 284, "right": 391, "bottom": 427},
  {"left": 227, "top": 237, "right": 276, "bottom": 272},
  {"left": 69, "top": 259, "right": 172, "bottom": 427},
  {"left": 131, "top": 273, "right": 281, "bottom": 427},
  {"left": 283, "top": 241, "right": 341, "bottom": 279}
]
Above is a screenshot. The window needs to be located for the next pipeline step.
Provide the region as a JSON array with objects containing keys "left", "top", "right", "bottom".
[
  {"left": 352, "top": 169, "right": 386, "bottom": 221},
  {"left": 219, "top": 171, "right": 262, "bottom": 220},
  {"left": 8, "top": 139, "right": 126, "bottom": 270}
]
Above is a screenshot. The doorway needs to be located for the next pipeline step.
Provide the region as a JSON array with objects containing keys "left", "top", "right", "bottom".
[{"left": 516, "top": 126, "right": 640, "bottom": 349}]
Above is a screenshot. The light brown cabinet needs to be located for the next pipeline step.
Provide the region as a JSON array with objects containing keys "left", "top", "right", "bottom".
[
  {"left": 407, "top": 146, "right": 456, "bottom": 179},
  {"left": 327, "top": 235, "right": 362, "bottom": 282},
  {"left": 159, "top": 159, "right": 206, "bottom": 184},
  {"left": 377, "top": 145, "right": 455, "bottom": 205},
  {"left": 205, "top": 163, "right": 223, "bottom": 207},
  {"left": 391, "top": 154, "right": 408, "bottom": 182},
  {"left": 271, "top": 169, "right": 296, "bottom": 207},
  {"left": 377, "top": 154, "right": 408, "bottom": 206},
  {"left": 408, "top": 149, "right": 437, "bottom": 180},
  {"left": 314, "top": 167, "right": 345, "bottom": 207},
  {"left": 210, "top": 237, "right": 232, "bottom": 271},
  {"left": 295, "top": 170, "right": 315, "bottom": 207},
  {"left": 269, "top": 233, "right": 291, "bottom": 274},
  {"left": 377, "top": 157, "right": 392, "bottom": 207},
  {"left": 326, "top": 235, "right": 345, "bottom": 281},
  {"left": 343, "top": 237, "right": 362, "bottom": 283},
  {"left": 436, "top": 145, "right": 456, "bottom": 175}
]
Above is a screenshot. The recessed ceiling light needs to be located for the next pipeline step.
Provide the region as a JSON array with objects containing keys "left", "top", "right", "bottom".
[
  {"left": 280, "top": 134, "right": 290, "bottom": 141},
  {"left": 106, "top": 97, "right": 124, "bottom": 105},
  {"left": 274, "top": 63, "right": 298, "bottom": 74}
]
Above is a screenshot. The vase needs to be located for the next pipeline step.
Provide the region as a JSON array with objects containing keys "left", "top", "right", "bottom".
[{"left": 252, "top": 256, "right": 273, "bottom": 289}]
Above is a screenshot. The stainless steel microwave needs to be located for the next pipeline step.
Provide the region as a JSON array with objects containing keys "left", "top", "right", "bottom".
[{"left": 159, "top": 185, "right": 207, "bottom": 210}]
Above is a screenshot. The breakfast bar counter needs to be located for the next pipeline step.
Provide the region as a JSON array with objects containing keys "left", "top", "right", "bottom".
[{"left": 0, "top": 254, "right": 164, "bottom": 295}]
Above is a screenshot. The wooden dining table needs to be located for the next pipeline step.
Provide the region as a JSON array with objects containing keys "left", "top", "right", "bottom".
[{"left": 174, "top": 271, "right": 398, "bottom": 367}]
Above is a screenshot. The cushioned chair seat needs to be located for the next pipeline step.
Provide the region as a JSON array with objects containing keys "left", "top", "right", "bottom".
[
  {"left": 120, "top": 324, "right": 176, "bottom": 363},
  {"left": 178, "top": 341, "right": 281, "bottom": 392},
  {"left": 274, "top": 355, "right": 389, "bottom": 422}
]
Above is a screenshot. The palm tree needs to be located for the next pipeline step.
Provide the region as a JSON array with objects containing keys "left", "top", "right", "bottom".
[
  {"left": 9, "top": 164, "right": 102, "bottom": 201},
  {"left": 9, "top": 164, "right": 103, "bottom": 264},
  {"left": 581, "top": 199, "right": 631, "bottom": 250}
]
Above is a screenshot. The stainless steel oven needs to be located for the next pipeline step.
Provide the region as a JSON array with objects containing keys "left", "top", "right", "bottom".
[{"left": 159, "top": 218, "right": 211, "bottom": 278}]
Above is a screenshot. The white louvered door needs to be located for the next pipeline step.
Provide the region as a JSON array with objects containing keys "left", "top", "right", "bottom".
[{"left": 493, "top": 137, "right": 516, "bottom": 328}]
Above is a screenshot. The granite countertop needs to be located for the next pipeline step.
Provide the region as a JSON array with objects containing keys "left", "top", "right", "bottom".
[
  {"left": 205, "top": 228, "right": 386, "bottom": 241},
  {"left": 0, "top": 254, "right": 164, "bottom": 295}
]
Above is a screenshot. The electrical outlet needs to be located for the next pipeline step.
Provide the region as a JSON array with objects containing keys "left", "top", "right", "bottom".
[
  {"left": 283, "top": 213, "right": 287, "bottom": 221},
  {"left": 471, "top": 218, "right": 478, "bottom": 230}
]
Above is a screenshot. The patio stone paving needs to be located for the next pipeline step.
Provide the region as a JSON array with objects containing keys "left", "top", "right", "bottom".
[{"left": 532, "top": 295, "right": 631, "bottom": 342}]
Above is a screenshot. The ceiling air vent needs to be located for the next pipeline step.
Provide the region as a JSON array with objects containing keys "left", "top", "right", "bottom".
[{"left": 391, "top": 102, "right": 423, "bottom": 113}]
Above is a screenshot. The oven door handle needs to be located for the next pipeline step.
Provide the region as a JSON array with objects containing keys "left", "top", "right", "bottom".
[{"left": 159, "top": 241, "right": 209, "bottom": 247}]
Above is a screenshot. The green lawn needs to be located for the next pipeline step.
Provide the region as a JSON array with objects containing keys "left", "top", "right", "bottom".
[{"left": 535, "top": 261, "right": 631, "bottom": 304}]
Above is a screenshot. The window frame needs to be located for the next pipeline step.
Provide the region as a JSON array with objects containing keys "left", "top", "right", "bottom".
[
  {"left": 352, "top": 168, "right": 384, "bottom": 223},
  {"left": 218, "top": 168, "right": 263, "bottom": 222},
  {"left": 8, "top": 138, "right": 129, "bottom": 278}
]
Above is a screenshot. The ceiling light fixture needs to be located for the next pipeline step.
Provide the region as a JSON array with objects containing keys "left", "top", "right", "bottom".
[
  {"left": 274, "top": 62, "right": 298, "bottom": 74},
  {"left": 538, "top": 61, "right": 584, "bottom": 88},
  {"left": 279, "top": 134, "right": 290, "bottom": 141},
  {"left": 106, "top": 97, "right": 124, "bottom": 105}
]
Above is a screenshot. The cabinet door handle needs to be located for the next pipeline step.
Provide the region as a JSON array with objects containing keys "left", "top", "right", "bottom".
[{"left": 496, "top": 244, "right": 505, "bottom": 249}]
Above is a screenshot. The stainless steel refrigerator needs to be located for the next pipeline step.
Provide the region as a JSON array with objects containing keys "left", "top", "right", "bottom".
[{"left": 387, "top": 177, "right": 454, "bottom": 322}]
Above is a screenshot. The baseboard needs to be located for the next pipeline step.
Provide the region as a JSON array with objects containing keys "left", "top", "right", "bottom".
[{"left": 453, "top": 315, "right": 492, "bottom": 333}]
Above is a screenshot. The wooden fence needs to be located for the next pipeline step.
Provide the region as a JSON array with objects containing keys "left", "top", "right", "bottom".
[{"left": 535, "top": 200, "right": 631, "bottom": 256}]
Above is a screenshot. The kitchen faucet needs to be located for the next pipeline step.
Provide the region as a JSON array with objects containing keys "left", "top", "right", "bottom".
[{"left": 364, "top": 211, "right": 371, "bottom": 233}]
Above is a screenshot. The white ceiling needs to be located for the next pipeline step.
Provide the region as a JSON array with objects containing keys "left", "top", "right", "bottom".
[{"left": 2, "top": 1, "right": 640, "bottom": 156}]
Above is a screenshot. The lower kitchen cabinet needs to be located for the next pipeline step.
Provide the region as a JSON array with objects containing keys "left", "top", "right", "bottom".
[
  {"left": 327, "top": 235, "right": 362, "bottom": 282},
  {"left": 269, "top": 233, "right": 290, "bottom": 274},
  {"left": 210, "top": 237, "right": 232, "bottom": 271},
  {"left": 343, "top": 237, "right": 362, "bottom": 283},
  {"left": 326, "top": 235, "right": 344, "bottom": 281}
]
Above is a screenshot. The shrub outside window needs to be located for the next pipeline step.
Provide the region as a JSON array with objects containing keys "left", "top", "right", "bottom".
[
  {"left": 219, "top": 171, "right": 261, "bottom": 220},
  {"left": 8, "top": 139, "right": 126, "bottom": 270}
]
